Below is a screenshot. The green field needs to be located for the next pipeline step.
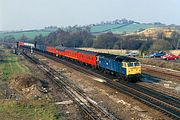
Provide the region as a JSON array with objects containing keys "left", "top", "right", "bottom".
[
  {"left": 91, "top": 23, "right": 160, "bottom": 34},
  {"left": 0, "top": 46, "right": 29, "bottom": 81},
  {"left": 0, "top": 31, "right": 51, "bottom": 40},
  {"left": 90, "top": 23, "right": 126, "bottom": 33}
]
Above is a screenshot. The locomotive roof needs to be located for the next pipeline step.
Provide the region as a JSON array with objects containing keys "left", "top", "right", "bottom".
[
  {"left": 97, "top": 53, "right": 138, "bottom": 62},
  {"left": 116, "top": 56, "right": 138, "bottom": 62},
  {"left": 97, "top": 53, "right": 118, "bottom": 59}
]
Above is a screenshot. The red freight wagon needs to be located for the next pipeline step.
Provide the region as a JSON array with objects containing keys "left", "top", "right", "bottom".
[
  {"left": 77, "top": 50, "right": 97, "bottom": 67},
  {"left": 64, "top": 49, "right": 78, "bottom": 60},
  {"left": 46, "top": 47, "right": 56, "bottom": 54},
  {"left": 57, "top": 50, "right": 65, "bottom": 56}
]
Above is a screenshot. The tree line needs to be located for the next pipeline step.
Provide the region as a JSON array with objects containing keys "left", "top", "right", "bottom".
[
  {"left": 2, "top": 28, "right": 180, "bottom": 54},
  {"left": 35, "top": 28, "right": 180, "bottom": 51}
]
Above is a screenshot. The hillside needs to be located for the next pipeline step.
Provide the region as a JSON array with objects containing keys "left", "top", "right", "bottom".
[
  {"left": 137, "top": 28, "right": 175, "bottom": 38},
  {"left": 0, "top": 19, "right": 177, "bottom": 40},
  {"left": 90, "top": 23, "right": 161, "bottom": 34}
]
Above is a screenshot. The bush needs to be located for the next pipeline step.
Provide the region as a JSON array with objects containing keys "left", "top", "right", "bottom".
[{"left": 149, "top": 40, "right": 172, "bottom": 51}]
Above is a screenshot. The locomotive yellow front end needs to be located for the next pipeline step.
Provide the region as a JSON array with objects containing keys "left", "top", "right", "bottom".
[
  {"left": 123, "top": 62, "right": 141, "bottom": 81},
  {"left": 126, "top": 62, "right": 141, "bottom": 75}
]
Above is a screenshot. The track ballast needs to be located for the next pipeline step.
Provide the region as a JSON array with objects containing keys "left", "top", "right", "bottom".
[
  {"left": 23, "top": 51, "right": 118, "bottom": 120},
  {"left": 29, "top": 49, "right": 180, "bottom": 120}
]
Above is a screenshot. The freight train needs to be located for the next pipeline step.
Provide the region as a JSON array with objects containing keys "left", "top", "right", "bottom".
[{"left": 17, "top": 41, "right": 141, "bottom": 82}]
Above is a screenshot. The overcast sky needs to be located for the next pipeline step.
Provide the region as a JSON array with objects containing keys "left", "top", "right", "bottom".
[{"left": 0, "top": 0, "right": 179, "bottom": 31}]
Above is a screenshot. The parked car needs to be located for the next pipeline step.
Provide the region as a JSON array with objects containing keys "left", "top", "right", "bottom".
[
  {"left": 149, "top": 51, "right": 166, "bottom": 58},
  {"left": 125, "top": 52, "right": 138, "bottom": 57},
  {"left": 161, "top": 54, "right": 180, "bottom": 60}
]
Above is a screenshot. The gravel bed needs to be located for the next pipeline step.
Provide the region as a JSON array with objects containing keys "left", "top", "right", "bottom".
[{"left": 35, "top": 53, "right": 172, "bottom": 120}]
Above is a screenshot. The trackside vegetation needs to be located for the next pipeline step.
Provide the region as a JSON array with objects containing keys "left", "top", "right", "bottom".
[
  {"left": 0, "top": 46, "right": 29, "bottom": 81},
  {"left": 0, "top": 100, "right": 57, "bottom": 120},
  {"left": 0, "top": 46, "right": 59, "bottom": 120}
]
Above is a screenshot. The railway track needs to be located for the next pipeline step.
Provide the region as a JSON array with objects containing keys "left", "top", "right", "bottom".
[
  {"left": 22, "top": 52, "right": 117, "bottom": 120},
  {"left": 142, "top": 65, "right": 180, "bottom": 79},
  {"left": 138, "top": 82, "right": 180, "bottom": 100},
  {"left": 30, "top": 50, "right": 180, "bottom": 119}
]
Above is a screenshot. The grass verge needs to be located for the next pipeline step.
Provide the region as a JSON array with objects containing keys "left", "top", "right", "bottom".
[
  {"left": 0, "top": 47, "right": 29, "bottom": 81},
  {"left": 0, "top": 46, "right": 60, "bottom": 120},
  {"left": 0, "top": 100, "right": 57, "bottom": 120}
]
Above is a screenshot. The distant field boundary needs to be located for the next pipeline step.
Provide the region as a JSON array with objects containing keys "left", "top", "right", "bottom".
[
  {"left": 91, "top": 23, "right": 133, "bottom": 34},
  {"left": 79, "top": 48, "right": 180, "bottom": 55},
  {"left": 79, "top": 48, "right": 138, "bottom": 55},
  {"left": 0, "top": 31, "right": 51, "bottom": 39}
]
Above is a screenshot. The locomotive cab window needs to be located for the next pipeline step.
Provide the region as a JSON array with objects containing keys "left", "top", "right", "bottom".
[
  {"left": 128, "top": 63, "right": 134, "bottom": 67},
  {"left": 127, "top": 62, "right": 140, "bottom": 67},
  {"left": 134, "top": 62, "right": 140, "bottom": 66}
]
